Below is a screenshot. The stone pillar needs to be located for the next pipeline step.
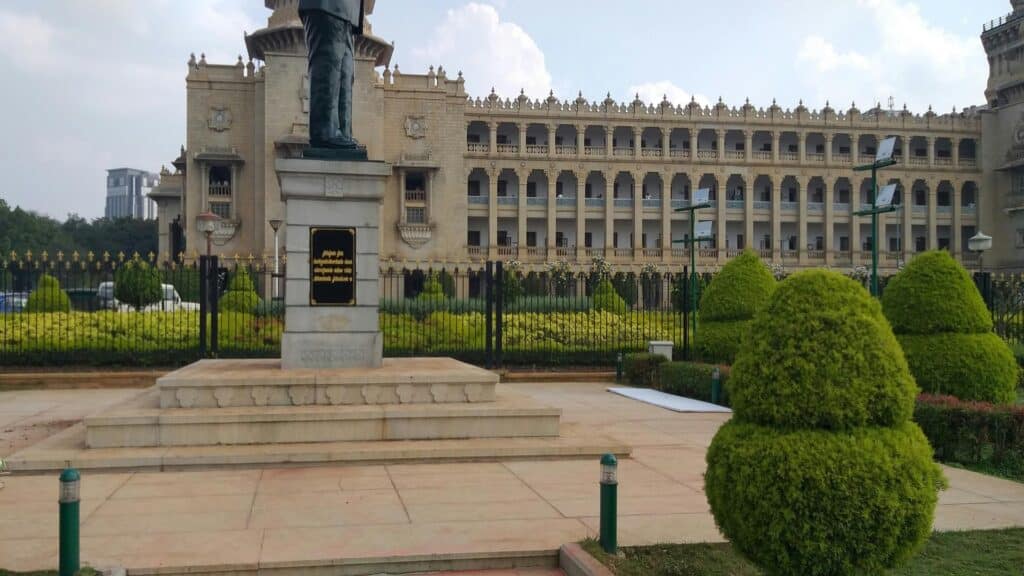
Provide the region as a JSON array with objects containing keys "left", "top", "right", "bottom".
[
  {"left": 488, "top": 121, "right": 498, "bottom": 154},
  {"left": 851, "top": 132, "right": 860, "bottom": 165},
  {"left": 604, "top": 171, "right": 615, "bottom": 253},
  {"left": 744, "top": 175, "right": 754, "bottom": 253},
  {"left": 488, "top": 169, "right": 498, "bottom": 259},
  {"left": 517, "top": 170, "right": 528, "bottom": 252},
  {"left": 398, "top": 167, "right": 407, "bottom": 220},
  {"left": 547, "top": 169, "right": 558, "bottom": 256},
  {"left": 772, "top": 131, "right": 781, "bottom": 163},
  {"left": 276, "top": 158, "right": 391, "bottom": 370},
  {"left": 548, "top": 124, "right": 557, "bottom": 157},
  {"left": 771, "top": 177, "right": 781, "bottom": 264},
  {"left": 716, "top": 130, "right": 725, "bottom": 163},
  {"left": 927, "top": 136, "right": 936, "bottom": 168},
  {"left": 798, "top": 131, "right": 807, "bottom": 165},
  {"left": 798, "top": 177, "right": 808, "bottom": 265},
  {"left": 576, "top": 124, "right": 586, "bottom": 159},
  {"left": 825, "top": 133, "right": 834, "bottom": 166},
  {"left": 902, "top": 181, "right": 913, "bottom": 258},
  {"left": 662, "top": 128, "right": 670, "bottom": 159},
  {"left": 633, "top": 170, "right": 644, "bottom": 258},
  {"left": 953, "top": 139, "right": 960, "bottom": 169},
  {"left": 953, "top": 180, "right": 963, "bottom": 257},
  {"left": 518, "top": 123, "right": 527, "bottom": 156},
  {"left": 605, "top": 126, "right": 614, "bottom": 159},
  {"left": 744, "top": 130, "right": 753, "bottom": 163},
  {"left": 851, "top": 208, "right": 862, "bottom": 266},
  {"left": 633, "top": 127, "right": 643, "bottom": 158},
  {"left": 715, "top": 172, "right": 727, "bottom": 262},
  {"left": 661, "top": 171, "right": 672, "bottom": 263},
  {"left": 576, "top": 172, "right": 587, "bottom": 260},
  {"left": 689, "top": 130, "right": 698, "bottom": 161},
  {"left": 928, "top": 180, "right": 938, "bottom": 250},
  {"left": 825, "top": 178, "right": 835, "bottom": 265}
]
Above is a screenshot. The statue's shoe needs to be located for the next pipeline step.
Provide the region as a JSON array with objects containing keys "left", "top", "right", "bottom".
[{"left": 311, "top": 137, "right": 362, "bottom": 150}]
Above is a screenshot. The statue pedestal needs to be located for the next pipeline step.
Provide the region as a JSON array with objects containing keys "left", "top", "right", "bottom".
[{"left": 275, "top": 157, "right": 391, "bottom": 370}]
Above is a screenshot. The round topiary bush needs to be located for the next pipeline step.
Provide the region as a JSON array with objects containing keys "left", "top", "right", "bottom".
[
  {"left": 219, "top": 267, "right": 262, "bottom": 313},
  {"left": 25, "top": 274, "right": 71, "bottom": 313},
  {"left": 115, "top": 261, "right": 163, "bottom": 311},
  {"left": 706, "top": 270, "right": 943, "bottom": 576},
  {"left": 882, "top": 250, "right": 1019, "bottom": 403},
  {"left": 417, "top": 272, "right": 447, "bottom": 303},
  {"left": 592, "top": 277, "right": 627, "bottom": 314},
  {"left": 695, "top": 249, "right": 775, "bottom": 363}
]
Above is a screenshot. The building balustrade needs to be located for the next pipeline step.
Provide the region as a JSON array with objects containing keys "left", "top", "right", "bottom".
[
  {"left": 497, "top": 196, "right": 518, "bottom": 205},
  {"left": 642, "top": 248, "right": 662, "bottom": 259},
  {"left": 672, "top": 248, "right": 690, "bottom": 259},
  {"left": 585, "top": 198, "right": 605, "bottom": 208},
  {"left": 496, "top": 144, "right": 519, "bottom": 154},
  {"left": 726, "top": 248, "right": 742, "bottom": 258},
  {"left": 807, "top": 202, "right": 824, "bottom": 214},
  {"left": 613, "top": 147, "right": 635, "bottom": 157},
  {"left": 467, "top": 195, "right": 488, "bottom": 205},
  {"left": 936, "top": 205, "right": 953, "bottom": 214},
  {"left": 671, "top": 199, "right": 689, "bottom": 209},
  {"left": 467, "top": 143, "right": 490, "bottom": 153},
  {"left": 779, "top": 152, "right": 799, "bottom": 162},
  {"left": 860, "top": 203, "right": 874, "bottom": 212},
  {"left": 753, "top": 200, "right": 771, "bottom": 210},
  {"left": 525, "top": 144, "right": 548, "bottom": 155},
  {"left": 935, "top": 157, "right": 954, "bottom": 166},
  {"left": 467, "top": 246, "right": 486, "bottom": 258},
  {"left": 497, "top": 246, "right": 518, "bottom": 257},
  {"left": 752, "top": 151, "right": 772, "bottom": 161},
  {"left": 908, "top": 156, "right": 929, "bottom": 166},
  {"left": 522, "top": 246, "right": 545, "bottom": 259},
  {"left": 526, "top": 197, "right": 547, "bottom": 206},
  {"left": 724, "top": 150, "right": 745, "bottom": 161},
  {"left": 913, "top": 204, "right": 927, "bottom": 214},
  {"left": 585, "top": 248, "right": 605, "bottom": 258},
  {"left": 405, "top": 190, "right": 426, "bottom": 202},
  {"left": 643, "top": 198, "right": 662, "bottom": 209},
  {"left": 807, "top": 250, "right": 825, "bottom": 259},
  {"left": 758, "top": 249, "right": 773, "bottom": 259},
  {"left": 614, "top": 248, "right": 633, "bottom": 258},
  {"left": 833, "top": 202, "right": 850, "bottom": 212},
  {"left": 641, "top": 148, "right": 664, "bottom": 158},
  {"left": 726, "top": 200, "right": 744, "bottom": 210},
  {"left": 781, "top": 201, "right": 799, "bottom": 212},
  {"left": 699, "top": 248, "right": 719, "bottom": 259},
  {"left": 209, "top": 183, "right": 232, "bottom": 196},
  {"left": 584, "top": 146, "right": 606, "bottom": 156},
  {"left": 696, "top": 150, "right": 718, "bottom": 161},
  {"left": 963, "top": 204, "right": 977, "bottom": 214},
  {"left": 833, "top": 153, "right": 852, "bottom": 164},
  {"left": 555, "top": 145, "right": 577, "bottom": 156},
  {"left": 614, "top": 198, "right": 634, "bottom": 208},
  {"left": 807, "top": 153, "right": 825, "bottom": 164},
  {"left": 670, "top": 149, "right": 691, "bottom": 159},
  {"left": 556, "top": 197, "right": 577, "bottom": 207},
  {"left": 961, "top": 158, "right": 977, "bottom": 168},
  {"left": 782, "top": 250, "right": 799, "bottom": 260}
]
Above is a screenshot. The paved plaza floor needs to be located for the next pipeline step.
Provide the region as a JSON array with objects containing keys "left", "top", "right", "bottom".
[{"left": 1, "top": 382, "right": 1023, "bottom": 573}]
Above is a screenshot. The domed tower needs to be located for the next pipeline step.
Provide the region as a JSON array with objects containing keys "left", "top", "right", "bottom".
[{"left": 246, "top": 0, "right": 393, "bottom": 66}]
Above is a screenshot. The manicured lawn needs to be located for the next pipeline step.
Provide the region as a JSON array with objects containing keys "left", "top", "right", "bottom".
[{"left": 582, "top": 528, "right": 1024, "bottom": 575}]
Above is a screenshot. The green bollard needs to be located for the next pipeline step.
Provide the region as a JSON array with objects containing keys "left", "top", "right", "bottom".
[
  {"left": 599, "top": 454, "right": 618, "bottom": 554},
  {"left": 711, "top": 366, "right": 722, "bottom": 405},
  {"left": 59, "top": 463, "right": 80, "bottom": 576}
]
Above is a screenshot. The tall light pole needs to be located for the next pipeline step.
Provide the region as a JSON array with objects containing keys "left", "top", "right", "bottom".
[
  {"left": 853, "top": 137, "right": 898, "bottom": 296},
  {"left": 672, "top": 188, "right": 713, "bottom": 341},
  {"left": 969, "top": 231, "right": 993, "bottom": 274},
  {"left": 196, "top": 211, "right": 221, "bottom": 258},
  {"left": 269, "top": 219, "right": 283, "bottom": 300}
]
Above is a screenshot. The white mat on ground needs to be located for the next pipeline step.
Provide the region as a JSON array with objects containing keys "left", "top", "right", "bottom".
[{"left": 608, "top": 387, "right": 732, "bottom": 413}]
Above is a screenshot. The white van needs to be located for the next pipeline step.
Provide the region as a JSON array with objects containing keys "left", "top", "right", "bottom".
[{"left": 96, "top": 282, "right": 199, "bottom": 312}]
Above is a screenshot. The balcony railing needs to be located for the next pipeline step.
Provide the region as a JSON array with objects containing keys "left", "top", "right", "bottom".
[
  {"left": 556, "top": 197, "right": 577, "bottom": 207},
  {"left": 807, "top": 250, "right": 826, "bottom": 259},
  {"left": 780, "top": 152, "right": 798, "bottom": 162},
  {"left": 937, "top": 205, "right": 953, "bottom": 214},
  {"left": 497, "top": 196, "right": 518, "bottom": 206},
  {"left": 669, "top": 149, "right": 691, "bottom": 159},
  {"left": 643, "top": 198, "right": 662, "bottom": 209},
  {"left": 759, "top": 249, "right": 772, "bottom": 260},
  {"left": 613, "top": 147, "right": 635, "bottom": 157},
  {"left": 908, "top": 156, "right": 929, "bottom": 166},
  {"left": 781, "top": 201, "right": 799, "bottom": 212},
  {"left": 466, "top": 143, "right": 490, "bottom": 153},
  {"left": 526, "top": 197, "right": 547, "bottom": 206},
  {"left": 833, "top": 202, "right": 850, "bottom": 213},
  {"left": 699, "top": 248, "right": 719, "bottom": 259},
  {"left": 614, "top": 248, "right": 633, "bottom": 258},
  {"left": 935, "top": 157, "right": 954, "bottom": 167},
  {"left": 584, "top": 146, "right": 606, "bottom": 156},
  {"left": 614, "top": 198, "right": 634, "bottom": 208},
  {"left": 726, "top": 200, "right": 744, "bottom": 210},
  {"left": 724, "top": 150, "right": 745, "bottom": 161},
  {"left": 671, "top": 199, "right": 689, "bottom": 210},
  {"left": 962, "top": 204, "right": 977, "bottom": 214},
  {"left": 405, "top": 190, "right": 426, "bottom": 202},
  {"left": 913, "top": 205, "right": 927, "bottom": 214},
  {"left": 754, "top": 200, "right": 771, "bottom": 210},
  {"left": 642, "top": 249, "right": 662, "bottom": 259},
  {"left": 585, "top": 198, "right": 605, "bottom": 208},
  {"left": 556, "top": 145, "right": 577, "bottom": 156},
  {"left": 467, "top": 195, "right": 487, "bottom": 205},
  {"left": 672, "top": 248, "right": 690, "bottom": 259},
  {"left": 807, "top": 153, "right": 825, "bottom": 164},
  {"left": 808, "top": 202, "right": 824, "bottom": 214},
  {"left": 585, "top": 248, "right": 605, "bottom": 259},
  {"left": 467, "top": 246, "right": 486, "bottom": 258},
  {"left": 497, "top": 246, "right": 517, "bottom": 257},
  {"left": 782, "top": 250, "right": 798, "bottom": 260},
  {"left": 960, "top": 158, "right": 977, "bottom": 169},
  {"left": 496, "top": 144, "right": 519, "bottom": 154},
  {"left": 832, "top": 153, "right": 851, "bottom": 164},
  {"left": 696, "top": 150, "right": 718, "bottom": 161},
  {"left": 525, "top": 144, "right": 547, "bottom": 156},
  {"left": 752, "top": 151, "right": 772, "bottom": 161},
  {"left": 522, "top": 247, "right": 545, "bottom": 259},
  {"left": 641, "top": 148, "right": 663, "bottom": 158}
]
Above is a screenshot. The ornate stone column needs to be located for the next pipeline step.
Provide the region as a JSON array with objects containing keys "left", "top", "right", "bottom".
[
  {"left": 953, "top": 139, "right": 961, "bottom": 169},
  {"left": 928, "top": 179, "right": 938, "bottom": 250},
  {"left": 927, "top": 136, "right": 936, "bottom": 168},
  {"left": 517, "top": 169, "right": 528, "bottom": 254},
  {"left": 798, "top": 176, "right": 808, "bottom": 265},
  {"left": 798, "top": 131, "right": 807, "bottom": 165},
  {"left": 772, "top": 131, "right": 781, "bottom": 163},
  {"left": 716, "top": 130, "right": 725, "bottom": 164},
  {"left": 771, "top": 176, "right": 781, "bottom": 264},
  {"left": 605, "top": 127, "right": 614, "bottom": 160},
  {"left": 488, "top": 168, "right": 498, "bottom": 259},
  {"left": 744, "top": 175, "right": 754, "bottom": 253},
  {"left": 546, "top": 169, "right": 558, "bottom": 257},
  {"left": 576, "top": 171, "right": 587, "bottom": 260},
  {"left": 548, "top": 124, "right": 557, "bottom": 157},
  {"left": 633, "top": 127, "right": 643, "bottom": 158},
  {"left": 689, "top": 130, "right": 698, "bottom": 161},
  {"left": 825, "top": 133, "right": 834, "bottom": 166},
  {"left": 604, "top": 171, "right": 615, "bottom": 254},
  {"left": 661, "top": 128, "right": 670, "bottom": 159},
  {"left": 633, "top": 170, "right": 644, "bottom": 259},
  {"left": 661, "top": 170, "right": 672, "bottom": 263},
  {"left": 824, "top": 178, "right": 835, "bottom": 265},
  {"left": 576, "top": 124, "right": 586, "bottom": 159},
  {"left": 744, "top": 130, "right": 753, "bottom": 163},
  {"left": 488, "top": 121, "right": 498, "bottom": 155},
  {"left": 518, "top": 123, "right": 527, "bottom": 157},
  {"left": 715, "top": 171, "right": 727, "bottom": 263},
  {"left": 851, "top": 132, "right": 860, "bottom": 165},
  {"left": 902, "top": 180, "right": 913, "bottom": 258}
]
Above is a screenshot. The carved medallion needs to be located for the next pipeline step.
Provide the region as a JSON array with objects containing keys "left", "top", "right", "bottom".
[
  {"left": 288, "top": 385, "right": 314, "bottom": 406},
  {"left": 405, "top": 116, "right": 427, "bottom": 139},
  {"left": 208, "top": 107, "right": 233, "bottom": 132},
  {"left": 213, "top": 388, "right": 235, "bottom": 408}
]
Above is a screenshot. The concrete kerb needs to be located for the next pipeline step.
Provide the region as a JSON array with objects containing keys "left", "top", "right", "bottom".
[{"left": 559, "top": 543, "right": 615, "bottom": 576}]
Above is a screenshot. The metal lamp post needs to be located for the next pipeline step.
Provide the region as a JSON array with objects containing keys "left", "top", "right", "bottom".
[
  {"left": 968, "top": 231, "right": 993, "bottom": 274},
  {"left": 269, "top": 219, "right": 283, "bottom": 300},
  {"left": 59, "top": 463, "right": 80, "bottom": 576},
  {"left": 599, "top": 453, "right": 618, "bottom": 554},
  {"left": 196, "top": 211, "right": 221, "bottom": 258},
  {"left": 853, "top": 137, "right": 899, "bottom": 297},
  {"left": 672, "top": 189, "right": 713, "bottom": 343}
]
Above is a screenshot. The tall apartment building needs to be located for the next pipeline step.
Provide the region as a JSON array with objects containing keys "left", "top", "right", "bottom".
[
  {"left": 147, "top": 0, "right": 1023, "bottom": 272},
  {"left": 106, "top": 168, "right": 158, "bottom": 220}
]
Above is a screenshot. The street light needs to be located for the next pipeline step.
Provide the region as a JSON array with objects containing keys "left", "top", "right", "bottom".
[
  {"left": 672, "top": 188, "right": 713, "bottom": 347},
  {"left": 195, "top": 211, "right": 221, "bottom": 258},
  {"left": 968, "top": 231, "right": 993, "bottom": 273},
  {"left": 853, "top": 138, "right": 899, "bottom": 297},
  {"left": 269, "top": 219, "right": 283, "bottom": 300}
]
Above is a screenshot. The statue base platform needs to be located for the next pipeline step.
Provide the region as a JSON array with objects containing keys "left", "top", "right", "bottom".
[{"left": 302, "top": 146, "right": 369, "bottom": 161}]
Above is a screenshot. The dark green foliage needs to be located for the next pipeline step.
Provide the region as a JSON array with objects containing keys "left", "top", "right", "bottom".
[
  {"left": 883, "top": 251, "right": 992, "bottom": 334},
  {"left": 115, "top": 262, "right": 162, "bottom": 311},
  {"left": 164, "top": 267, "right": 200, "bottom": 302},
  {"left": 593, "top": 278, "right": 627, "bottom": 314},
  {"left": 915, "top": 394, "right": 1024, "bottom": 481},
  {"left": 658, "top": 362, "right": 729, "bottom": 405},
  {"left": 898, "top": 333, "right": 1019, "bottom": 405},
  {"left": 707, "top": 270, "right": 942, "bottom": 576},
  {"left": 253, "top": 299, "right": 284, "bottom": 318},
  {"left": 219, "top": 267, "right": 262, "bottom": 313},
  {"left": 882, "top": 250, "right": 1018, "bottom": 403},
  {"left": 694, "top": 320, "right": 750, "bottom": 364},
  {"left": 0, "top": 199, "right": 157, "bottom": 257},
  {"left": 502, "top": 269, "right": 524, "bottom": 302},
  {"left": 612, "top": 272, "right": 638, "bottom": 306},
  {"left": 728, "top": 270, "right": 917, "bottom": 429},
  {"left": 700, "top": 250, "right": 776, "bottom": 322},
  {"left": 706, "top": 422, "right": 942, "bottom": 576},
  {"left": 624, "top": 353, "right": 667, "bottom": 387},
  {"left": 416, "top": 272, "right": 447, "bottom": 303},
  {"left": 24, "top": 274, "right": 71, "bottom": 313}
]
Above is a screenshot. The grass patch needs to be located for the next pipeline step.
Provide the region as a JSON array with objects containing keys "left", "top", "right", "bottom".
[{"left": 582, "top": 528, "right": 1024, "bottom": 575}]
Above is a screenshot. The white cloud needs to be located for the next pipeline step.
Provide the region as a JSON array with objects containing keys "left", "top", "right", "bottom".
[
  {"left": 628, "top": 81, "right": 709, "bottom": 108},
  {"left": 410, "top": 2, "right": 552, "bottom": 99},
  {"left": 794, "top": 0, "right": 985, "bottom": 111},
  {"left": 0, "top": 11, "right": 59, "bottom": 72}
]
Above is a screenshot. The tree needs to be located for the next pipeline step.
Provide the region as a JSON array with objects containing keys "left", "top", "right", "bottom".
[
  {"left": 24, "top": 274, "right": 72, "bottom": 313},
  {"left": 219, "top": 267, "right": 263, "bottom": 313},
  {"left": 695, "top": 249, "right": 776, "bottom": 363},
  {"left": 706, "top": 270, "right": 943, "bottom": 576},
  {"left": 115, "top": 261, "right": 163, "bottom": 311}
]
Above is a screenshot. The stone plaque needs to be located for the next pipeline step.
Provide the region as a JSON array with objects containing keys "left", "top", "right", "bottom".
[{"left": 310, "top": 227, "right": 356, "bottom": 306}]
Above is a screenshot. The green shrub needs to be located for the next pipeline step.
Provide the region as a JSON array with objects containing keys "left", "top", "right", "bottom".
[
  {"left": 694, "top": 250, "right": 774, "bottom": 363},
  {"left": 882, "top": 250, "right": 1018, "bottom": 403},
  {"left": 706, "top": 422, "right": 943, "bottom": 576},
  {"left": 417, "top": 272, "right": 447, "bottom": 304},
  {"left": 164, "top": 267, "right": 200, "bottom": 302},
  {"left": 706, "top": 270, "right": 943, "bottom": 576},
  {"left": 898, "top": 333, "right": 1019, "bottom": 405},
  {"left": 593, "top": 278, "right": 627, "bottom": 314},
  {"left": 658, "top": 361, "right": 729, "bottom": 405},
  {"left": 882, "top": 251, "right": 991, "bottom": 335},
  {"left": 24, "top": 274, "right": 71, "bottom": 313},
  {"left": 253, "top": 299, "right": 283, "bottom": 318},
  {"left": 915, "top": 394, "right": 1024, "bottom": 481},
  {"left": 115, "top": 261, "right": 162, "bottom": 311},
  {"left": 624, "top": 352, "right": 667, "bottom": 387},
  {"left": 700, "top": 250, "right": 776, "bottom": 322},
  {"left": 727, "top": 270, "right": 917, "bottom": 429},
  {"left": 219, "top": 267, "right": 262, "bottom": 313}
]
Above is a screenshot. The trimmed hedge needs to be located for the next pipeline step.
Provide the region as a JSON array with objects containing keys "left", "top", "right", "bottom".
[
  {"left": 593, "top": 278, "right": 628, "bottom": 314},
  {"left": 899, "top": 333, "right": 1019, "bottom": 405},
  {"left": 220, "top": 267, "right": 263, "bottom": 313},
  {"left": 115, "top": 262, "right": 162, "bottom": 311},
  {"left": 727, "top": 270, "right": 917, "bottom": 429},
  {"left": 695, "top": 250, "right": 775, "bottom": 363},
  {"left": 658, "top": 362, "right": 729, "bottom": 405},
  {"left": 24, "top": 274, "right": 71, "bottom": 313},
  {"left": 706, "top": 270, "right": 943, "bottom": 576},
  {"left": 624, "top": 353, "right": 667, "bottom": 387},
  {"left": 882, "top": 250, "right": 1018, "bottom": 403},
  {"left": 915, "top": 394, "right": 1024, "bottom": 481},
  {"left": 705, "top": 422, "right": 943, "bottom": 576},
  {"left": 417, "top": 272, "right": 447, "bottom": 303}
]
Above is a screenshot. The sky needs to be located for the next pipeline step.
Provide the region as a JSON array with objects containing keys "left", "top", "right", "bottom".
[{"left": 0, "top": 0, "right": 1010, "bottom": 220}]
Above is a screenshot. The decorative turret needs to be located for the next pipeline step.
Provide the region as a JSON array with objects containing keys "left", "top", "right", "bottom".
[{"left": 982, "top": 0, "right": 1024, "bottom": 106}]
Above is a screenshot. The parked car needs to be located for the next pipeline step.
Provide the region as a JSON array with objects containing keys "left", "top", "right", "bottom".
[
  {"left": 96, "top": 282, "right": 199, "bottom": 312},
  {"left": 0, "top": 292, "right": 29, "bottom": 313}
]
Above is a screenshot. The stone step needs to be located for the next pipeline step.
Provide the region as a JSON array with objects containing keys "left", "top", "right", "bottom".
[{"left": 86, "top": 392, "right": 560, "bottom": 448}]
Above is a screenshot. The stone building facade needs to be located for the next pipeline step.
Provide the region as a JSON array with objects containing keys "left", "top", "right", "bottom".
[{"left": 149, "top": 0, "right": 1023, "bottom": 272}]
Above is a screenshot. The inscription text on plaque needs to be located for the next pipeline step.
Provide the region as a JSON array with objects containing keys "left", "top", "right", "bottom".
[{"left": 310, "top": 227, "right": 356, "bottom": 306}]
